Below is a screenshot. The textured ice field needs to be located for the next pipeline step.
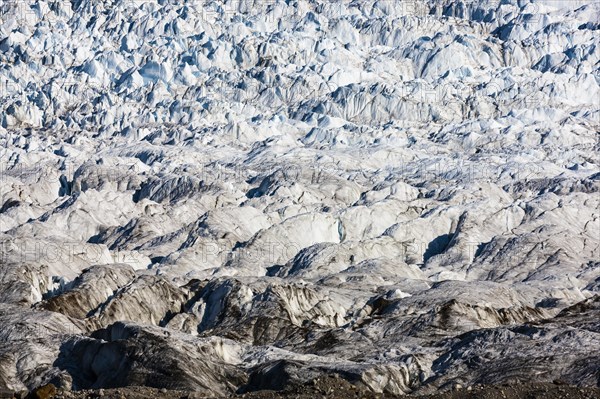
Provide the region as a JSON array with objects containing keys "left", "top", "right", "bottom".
[{"left": 0, "top": 0, "right": 599, "bottom": 395}]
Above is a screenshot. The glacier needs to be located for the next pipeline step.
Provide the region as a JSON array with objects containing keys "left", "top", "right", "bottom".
[{"left": 0, "top": 0, "right": 599, "bottom": 396}]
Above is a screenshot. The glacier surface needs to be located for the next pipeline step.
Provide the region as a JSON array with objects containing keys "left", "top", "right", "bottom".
[{"left": 0, "top": 0, "right": 599, "bottom": 395}]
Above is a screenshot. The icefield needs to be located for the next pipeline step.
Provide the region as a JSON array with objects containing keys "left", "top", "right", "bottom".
[{"left": 0, "top": 0, "right": 599, "bottom": 397}]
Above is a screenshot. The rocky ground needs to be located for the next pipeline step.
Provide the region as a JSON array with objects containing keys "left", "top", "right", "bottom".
[
  {"left": 16, "top": 379, "right": 600, "bottom": 399},
  {"left": 1, "top": 0, "right": 599, "bottom": 397}
]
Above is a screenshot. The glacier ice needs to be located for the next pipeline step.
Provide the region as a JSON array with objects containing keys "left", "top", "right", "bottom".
[{"left": 0, "top": 0, "right": 599, "bottom": 395}]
